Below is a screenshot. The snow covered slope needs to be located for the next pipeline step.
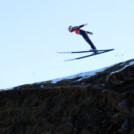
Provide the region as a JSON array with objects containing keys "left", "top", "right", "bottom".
[
  {"left": 4, "top": 59, "right": 134, "bottom": 90},
  {"left": 47, "top": 59, "right": 134, "bottom": 86}
]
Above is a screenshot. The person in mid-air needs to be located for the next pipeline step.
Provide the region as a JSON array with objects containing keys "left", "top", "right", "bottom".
[{"left": 68, "top": 24, "right": 97, "bottom": 53}]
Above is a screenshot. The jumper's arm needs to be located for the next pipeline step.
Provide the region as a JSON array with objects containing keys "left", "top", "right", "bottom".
[{"left": 73, "top": 24, "right": 88, "bottom": 30}]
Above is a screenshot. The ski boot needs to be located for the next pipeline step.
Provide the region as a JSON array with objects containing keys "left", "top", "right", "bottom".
[
  {"left": 93, "top": 49, "right": 98, "bottom": 54},
  {"left": 90, "top": 49, "right": 98, "bottom": 54}
]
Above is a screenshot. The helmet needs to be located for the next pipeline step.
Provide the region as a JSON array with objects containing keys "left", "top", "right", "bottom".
[{"left": 68, "top": 26, "right": 73, "bottom": 32}]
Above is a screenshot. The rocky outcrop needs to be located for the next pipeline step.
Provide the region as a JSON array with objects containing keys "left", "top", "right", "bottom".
[{"left": 0, "top": 59, "right": 134, "bottom": 134}]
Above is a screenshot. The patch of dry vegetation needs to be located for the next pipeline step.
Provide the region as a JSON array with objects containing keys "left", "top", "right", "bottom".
[{"left": 0, "top": 59, "right": 134, "bottom": 134}]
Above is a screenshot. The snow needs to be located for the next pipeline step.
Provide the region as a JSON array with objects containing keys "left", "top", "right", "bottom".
[
  {"left": 1, "top": 87, "right": 14, "bottom": 91},
  {"left": 108, "top": 61, "right": 134, "bottom": 76},
  {"left": 106, "top": 60, "right": 134, "bottom": 80},
  {"left": 129, "top": 61, "right": 134, "bottom": 66},
  {"left": 2, "top": 60, "right": 134, "bottom": 91},
  {"left": 51, "top": 60, "right": 134, "bottom": 84},
  {"left": 51, "top": 66, "right": 110, "bottom": 84}
]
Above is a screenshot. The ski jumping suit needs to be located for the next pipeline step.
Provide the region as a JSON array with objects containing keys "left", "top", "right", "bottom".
[{"left": 71, "top": 24, "right": 96, "bottom": 50}]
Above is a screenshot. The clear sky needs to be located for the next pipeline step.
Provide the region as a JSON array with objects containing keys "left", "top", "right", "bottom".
[{"left": 0, "top": 0, "right": 134, "bottom": 89}]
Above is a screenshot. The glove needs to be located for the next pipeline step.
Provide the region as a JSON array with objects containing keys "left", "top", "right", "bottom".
[
  {"left": 84, "top": 23, "right": 88, "bottom": 26},
  {"left": 87, "top": 31, "right": 93, "bottom": 35}
]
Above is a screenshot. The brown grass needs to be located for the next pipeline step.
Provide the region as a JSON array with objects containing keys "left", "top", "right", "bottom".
[{"left": 0, "top": 59, "right": 134, "bottom": 134}]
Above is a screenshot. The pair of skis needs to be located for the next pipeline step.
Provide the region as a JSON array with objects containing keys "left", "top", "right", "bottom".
[{"left": 57, "top": 49, "right": 114, "bottom": 61}]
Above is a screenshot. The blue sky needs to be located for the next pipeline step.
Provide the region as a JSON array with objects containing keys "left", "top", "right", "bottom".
[{"left": 0, "top": 0, "right": 134, "bottom": 89}]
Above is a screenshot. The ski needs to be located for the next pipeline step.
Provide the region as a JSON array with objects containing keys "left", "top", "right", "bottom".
[
  {"left": 57, "top": 49, "right": 114, "bottom": 54},
  {"left": 64, "top": 49, "right": 114, "bottom": 61}
]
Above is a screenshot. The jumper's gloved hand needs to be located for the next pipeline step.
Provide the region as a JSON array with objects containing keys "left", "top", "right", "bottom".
[
  {"left": 87, "top": 31, "right": 93, "bottom": 35},
  {"left": 84, "top": 23, "right": 88, "bottom": 26}
]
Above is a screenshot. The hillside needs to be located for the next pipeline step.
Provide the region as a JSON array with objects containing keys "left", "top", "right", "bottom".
[{"left": 0, "top": 59, "right": 134, "bottom": 134}]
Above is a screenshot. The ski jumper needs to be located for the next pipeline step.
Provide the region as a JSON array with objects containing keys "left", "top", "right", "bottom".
[{"left": 71, "top": 24, "right": 96, "bottom": 50}]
